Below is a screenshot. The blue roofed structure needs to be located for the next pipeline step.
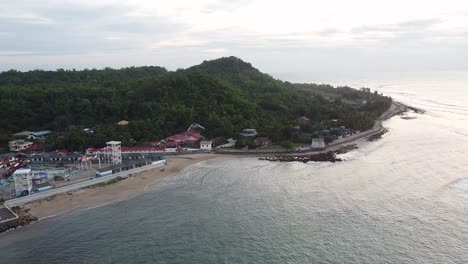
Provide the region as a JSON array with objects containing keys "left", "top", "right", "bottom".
[{"left": 30, "top": 130, "right": 52, "bottom": 138}]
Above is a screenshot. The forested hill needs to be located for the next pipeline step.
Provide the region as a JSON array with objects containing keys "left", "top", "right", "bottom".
[
  {"left": 0, "top": 66, "right": 167, "bottom": 85},
  {"left": 0, "top": 57, "right": 392, "bottom": 151}
]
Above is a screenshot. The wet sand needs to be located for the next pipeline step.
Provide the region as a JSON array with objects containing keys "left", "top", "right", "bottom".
[{"left": 22, "top": 154, "right": 218, "bottom": 219}]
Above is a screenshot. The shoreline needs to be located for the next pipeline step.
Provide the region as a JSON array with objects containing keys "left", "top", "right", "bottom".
[
  {"left": 7, "top": 101, "right": 408, "bottom": 229},
  {"left": 216, "top": 100, "right": 407, "bottom": 156},
  {"left": 19, "top": 153, "right": 218, "bottom": 221}
]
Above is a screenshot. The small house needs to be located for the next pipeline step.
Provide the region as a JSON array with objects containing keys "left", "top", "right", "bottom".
[
  {"left": 296, "top": 116, "right": 311, "bottom": 125},
  {"left": 211, "top": 137, "right": 228, "bottom": 147},
  {"left": 255, "top": 137, "right": 272, "bottom": 146},
  {"left": 319, "top": 129, "right": 331, "bottom": 136},
  {"left": 9, "top": 140, "right": 33, "bottom": 152},
  {"left": 240, "top": 129, "right": 258, "bottom": 137},
  {"left": 311, "top": 138, "right": 327, "bottom": 151},
  {"left": 117, "top": 120, "right": 129, "bottom": 126},
  {"left": 83, "top": 128, "right": 94, "bottom": 134},
  {"left": 200, "top": 141, "right": 213, "bottom": 151},
  {"left": 217, "top": 138, "right": 237, "bottom": 148}
]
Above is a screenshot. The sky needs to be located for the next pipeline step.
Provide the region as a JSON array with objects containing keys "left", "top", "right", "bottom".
[{"left": 1, "top": 0, "right": 468, "bottom": 73}]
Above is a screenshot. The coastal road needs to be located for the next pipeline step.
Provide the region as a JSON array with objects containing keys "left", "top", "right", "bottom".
[
  {"left": 326, "top": 101, "right": 405, "bottom": 150},
  {"left": 216, "top": 101, "right": 406, "bottom": 156}
]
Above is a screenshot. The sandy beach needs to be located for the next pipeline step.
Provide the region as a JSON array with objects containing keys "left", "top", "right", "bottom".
[{"left": 21, "top": 153, "right": 218, "bottom": 219}]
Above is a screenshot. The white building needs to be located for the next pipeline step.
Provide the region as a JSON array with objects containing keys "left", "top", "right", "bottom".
[
  {"left": 106, "top": 141, "right": 122, "bottom": 165},
  {"left": 13, "top": 168, "right": 33, "bottom": 196},
  {"left": 240, "top": 128, "right": 258, "bottom": 137},
  {"left": 9, "top": 140, "right": 33, "bottom": 152},
  {"left": 311, "top": 138, "right": 326, "bottom": 150},
  {"left": 200, "top": 141, "right": 213, "bottom": 151}
]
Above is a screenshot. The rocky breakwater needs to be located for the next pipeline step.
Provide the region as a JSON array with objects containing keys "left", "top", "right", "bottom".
[
  {"left": 260, "top": 144, "right": 358, "bottom": 163},
  {"left": 0, "top": 207, "right": 38, "bottom": 234}
]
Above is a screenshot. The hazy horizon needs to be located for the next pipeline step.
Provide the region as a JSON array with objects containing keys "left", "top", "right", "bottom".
[{"left": 1, "top": 0, "right": 468, "bottom": 73}]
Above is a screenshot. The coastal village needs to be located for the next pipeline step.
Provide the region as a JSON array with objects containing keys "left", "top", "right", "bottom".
[
  {"left": 0, "top": 106, "right": 395, "bottom": 231},
  {"left": 1, "top": 119, "right": 355, "bottom": 189},
  {"left": 0, "top": 56, "right": 398, "bottom": 232}
]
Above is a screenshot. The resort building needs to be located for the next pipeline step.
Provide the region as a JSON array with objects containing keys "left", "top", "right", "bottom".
[
  {"left": 166, "top": 131, "right": 202, "bottom": 147},
  {"left": 13, "top": 168, "right": 33, "bottom": 196},
  {"left": 28, "top": 152, "right": 82, "bottom": 164}
]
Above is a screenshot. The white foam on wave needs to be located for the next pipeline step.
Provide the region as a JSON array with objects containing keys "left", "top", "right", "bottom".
[
  {"left": 336, "top": 150, "right": 361, "bottom": 161},
  {"left": 449, "top": 178, "right": 468, "bottom": 191}
]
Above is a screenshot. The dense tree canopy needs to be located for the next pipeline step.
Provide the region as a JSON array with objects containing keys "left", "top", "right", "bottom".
[{"left": 0, "top": 57, "right": 391, "bottom": 151}]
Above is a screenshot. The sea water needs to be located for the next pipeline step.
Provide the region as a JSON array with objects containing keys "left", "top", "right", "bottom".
[{"left": 0, "top": 72, "right": 467, "bottom": 264}]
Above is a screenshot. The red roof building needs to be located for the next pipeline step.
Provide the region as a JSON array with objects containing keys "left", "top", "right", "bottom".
[
  {"left": 56, "top": 149, "right": 69, "bottom": 155},
  {"left": 149, "top": 141, "right": 163, "bottom": 147},
  {"left": 164, "top": 141, "right": 178, "bottom": 148},
  {"left": 165, "top": 131, "right": 202, "bottom": 147},
  {"left": 28, "top": 143, "right": 43, "bottom": 152}
]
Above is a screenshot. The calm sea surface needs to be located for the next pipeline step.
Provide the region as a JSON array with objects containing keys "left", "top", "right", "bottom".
[{"left": 1, "top": 72, "right": 468, "bottom": 264}]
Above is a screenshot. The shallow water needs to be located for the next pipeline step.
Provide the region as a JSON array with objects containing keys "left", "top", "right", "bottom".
[{"left": 1, "top": 72, "right": 468, "bottom": 264}]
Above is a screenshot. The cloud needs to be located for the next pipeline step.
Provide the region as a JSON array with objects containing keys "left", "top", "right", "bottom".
[
  {"left": 351, "top": 19, "right": 442, "bottom": 37},
  {"left": 1, "top": 0, "right": 468, "bottom": 72},
  {"left": 0, "top": 51, "right": 36, "bottom": 56}
]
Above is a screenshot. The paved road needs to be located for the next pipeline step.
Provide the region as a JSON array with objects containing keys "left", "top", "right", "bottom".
[
  {"left": 327, "top": 101, "right": 405, "bottom": 149},
  {"left": 216, "top": 101, "right": 406, "bottom": 155},
  {"left": 5, "top": 160, "right": 166, "bottom": 207}
]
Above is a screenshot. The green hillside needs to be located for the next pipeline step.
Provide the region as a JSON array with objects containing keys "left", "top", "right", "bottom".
[{"left": 0, "top": 57, "right": 391, "bottom": 151}]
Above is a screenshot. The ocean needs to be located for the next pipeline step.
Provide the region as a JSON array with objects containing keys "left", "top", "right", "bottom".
[{"left": 1, "top": 71, "right": 468, "bottom": 264}]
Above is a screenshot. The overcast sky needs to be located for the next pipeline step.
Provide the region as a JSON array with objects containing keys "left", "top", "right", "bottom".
[{"left": 1, "top": 0, "right": 468, "bottom": 73}]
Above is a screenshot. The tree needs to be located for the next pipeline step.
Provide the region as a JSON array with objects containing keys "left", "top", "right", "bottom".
[
  {"left": 0, "top": 57, "right": 392, "bottom": 151},
  {"left": 280, "top": 140, "right": 294, "bottom": 150}
]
